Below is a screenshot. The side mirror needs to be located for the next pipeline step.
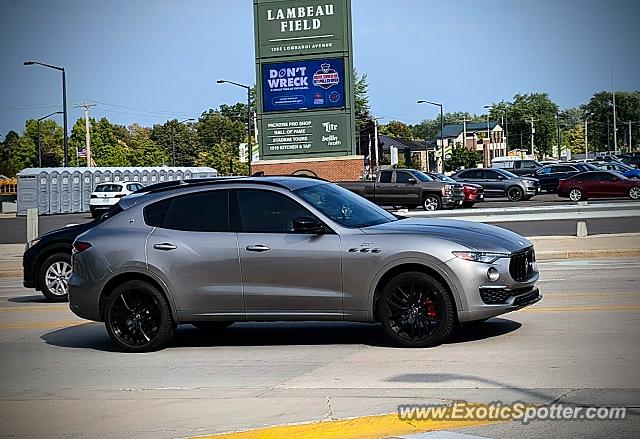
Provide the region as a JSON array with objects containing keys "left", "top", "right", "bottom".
[
  {"left": 407, "top": 177, "right": 417, "bottom": 184},
  {"left": 497, "top": 175, "right": 506, "bottom": 180},
  {"left": 292, "top": 216, "right": 325, "bottom": 234}
]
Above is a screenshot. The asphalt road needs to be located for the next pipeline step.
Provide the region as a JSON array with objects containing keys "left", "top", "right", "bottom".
[
  {"left": 0, "top": 258, "right": 638, "bottom": 438},
  {"left": 1, "top": 193, "right": 638, "bottom": 244}
]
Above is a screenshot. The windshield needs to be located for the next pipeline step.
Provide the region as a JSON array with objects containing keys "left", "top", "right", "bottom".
[
  {"left": 408, "top": 171, "right": 433, "bottom": 182},
  {"left": 431, "top": 173, "right": 457, "bottom": 183},
  {"left": 294, "top": 183, "right": 397, "bottom": 228},
  {"left": 95, "top": 184, "right": 123, "bottom": 192}
]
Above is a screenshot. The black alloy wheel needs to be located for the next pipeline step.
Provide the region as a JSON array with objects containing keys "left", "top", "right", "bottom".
[
  {"left": 379, "top": 272, "right": 454, "bottom": 347},
  {"left": 507, "top": 186, "right": 524, "bottom": 202},
  {"left": 105, "top": 280, "right": 174, "bottom": 352}
]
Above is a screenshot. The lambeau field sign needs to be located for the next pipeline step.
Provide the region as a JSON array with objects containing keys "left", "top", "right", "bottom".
[{"left": 254, "top": 0, "right": 356, "bottom": 160}]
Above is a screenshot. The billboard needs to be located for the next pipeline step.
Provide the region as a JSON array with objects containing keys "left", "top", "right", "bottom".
[
  {"left": 261, "top": 113, "right": 351, "bottom": 156},
  {"left": 254, "top": 0, "right": 348, "bottom": 58},
  {"left": 262, "top": 58, "right": 345, "bottom": 112}
]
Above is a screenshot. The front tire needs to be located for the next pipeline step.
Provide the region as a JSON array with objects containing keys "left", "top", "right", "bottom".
[
  {"left": 39, "top": 252, "right": 72, "bottom": 302},
  {"left": 104, "top": 280, "right": 175, "bottom": 352},
  {"left": 422, "top": 194, "right": 442, "bottom": 211},
  {"left": 378, "top": 272, "right": 454, "bottom": 348},
  {"left": 506, "top": 186, "right": 524, "bottom": 202},
  {"left": 630, "top": 186, "right": 640, "bottom": 200}
]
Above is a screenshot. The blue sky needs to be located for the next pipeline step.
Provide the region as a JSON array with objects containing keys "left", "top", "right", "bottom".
[{"left": 1, "top": 0, "right": 639, "bottom": 136}]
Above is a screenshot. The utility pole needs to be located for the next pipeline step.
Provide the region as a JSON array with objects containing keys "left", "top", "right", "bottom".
[
  {"left": 75, "top": 101, "right": 96, "bottom": 166},
  {"left": 527, "top": 118, "right": 538, "bottom": 157},
  {"left": 584, "top": 119, "right": 588, "bottom": 160},
  {"left": 612, "top": 62, "right": 618, "bottom": 154},
  {"left": 373, "top": 118, "right": 380, "bottom": 173},
  {"left": 626, "top": 121, "right": 636, "bottom": 151},
  {"left": 556, "top": 113, "right": 561, "bottom": 159}
]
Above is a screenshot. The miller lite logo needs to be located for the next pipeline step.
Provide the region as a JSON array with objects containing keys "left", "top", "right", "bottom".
[{"left": 312, "top": 63, "right": 339, "bottom": 89}]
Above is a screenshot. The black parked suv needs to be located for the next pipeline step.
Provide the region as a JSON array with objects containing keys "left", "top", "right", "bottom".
[
  {"left": 529, "top": 164, "right": 582, "bottom": 192},
  {"left": 451, "top": 168, "right": 540, "bottom": 201}
]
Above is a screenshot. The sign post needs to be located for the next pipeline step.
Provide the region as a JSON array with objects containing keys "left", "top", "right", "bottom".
[{"left": 253, "top": 0, "right": 360, "bottom": 178}]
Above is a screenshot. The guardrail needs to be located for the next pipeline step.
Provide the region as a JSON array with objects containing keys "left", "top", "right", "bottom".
[{"left": 396, "top": 202, "right": 640, "bottom": 237}]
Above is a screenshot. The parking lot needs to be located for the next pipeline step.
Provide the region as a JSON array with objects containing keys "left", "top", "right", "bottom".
[{"left": 1, "top": 258, "right": 638, "bottom": 438}]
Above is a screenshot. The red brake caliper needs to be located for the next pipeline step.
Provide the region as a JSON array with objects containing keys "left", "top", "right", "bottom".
[{"left": 423, "top": 298, "right": 437, "bottom": 319}]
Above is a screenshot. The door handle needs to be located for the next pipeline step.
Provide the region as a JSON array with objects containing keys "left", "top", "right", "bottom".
[
  {"left": 245, "top": 244, "right": 270, "bottom": 252},
  {"left": 153, "top": 243, "right": 177, "bottom": 251}
]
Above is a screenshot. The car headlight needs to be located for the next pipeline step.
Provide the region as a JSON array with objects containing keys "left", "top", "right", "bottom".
[
  {"left": 452, "top": 251, "right": 508, "bottom": 264},
  {"left": 524, "top": 180, "right": 536, "bottom": 186},
  {"left": 26, "top": 238, "right": 41, "bottom": 250}
]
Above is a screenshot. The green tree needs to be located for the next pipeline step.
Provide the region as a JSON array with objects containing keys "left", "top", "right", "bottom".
[
  {"left": 21, "top": 119, "right": 64, "bottom": 167},
  {"left": 583, "top": 91, "right": 640, "bottom": 152},
  {"left": 127, "top": 124, "right": 169, "bottom": 166},
  {"left": 353, "top": 68, "right": 371, "bottom": 127},
  {"left": 563, "top": 124, "right": 585, "bottom": 154},
  {"left": 196, "top": 110, "right": 247, "bottom": 175},
  {"left": 445, "top": 145, "right": 482, "bottom": 171},
  {"left": 379, "top": 120, "right": 413, "bottom": 138},
  {"left": 150, "top": 120, "right": 200, "bottom": 166},
  {"left": 497, "top": 93, "right": 559, "bottom": 158},
  {"left": 1, "top": 131, "right": 20, "bottom": 176},
  {"left": 90, "top": 117, "right": 129, "bottom": 166}
]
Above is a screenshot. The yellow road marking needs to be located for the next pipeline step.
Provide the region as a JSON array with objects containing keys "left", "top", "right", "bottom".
[
  {"left": 0, "top": 306, "right": 69, "bottom": 313},
  {"left": 0, "top": 320, "right": 84, "bottom": 329},
  {"left": 193, "top": 414, "right": 501, "bottom": 439},
  {"left": 522, "top": 304, "right": 640, "bottom": 313}
]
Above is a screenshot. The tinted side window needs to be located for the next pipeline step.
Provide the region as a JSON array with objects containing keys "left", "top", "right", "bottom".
[
  {"left": 395, "top": 171, "right": 413, "bottom": 183},
  {"left": 379, "top": 171, "right": 392, "bottom": 183},
  {"left": 556, "top": 165, "right": 577, "bottom": 173},
  {"left": 483, "top": 170, "right": 502, "bottom": 180},
  {"left": 460, "top": 170, "right": 482, "bottom": 179},
  {"left": 580, "top": 173, "right": 599, "bottom": 181},
  {"left": 598, "top": 173, "right": 617, "bottom": 182},
  {"left": 238, "top": 189, "right": 313, "bottom": 233},
  {"left": 522, "top": 160, "right": 537, "bottom": 169},
  {"left": 144, "top": 190, "right": 229, "bottom": 232}
]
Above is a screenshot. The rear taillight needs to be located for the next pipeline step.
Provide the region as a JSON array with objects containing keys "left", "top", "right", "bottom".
[{"left": 72, "top": 242, "right": 92, "bottom": 254}]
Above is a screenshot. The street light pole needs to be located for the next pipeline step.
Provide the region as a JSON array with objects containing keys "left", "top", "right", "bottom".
[
  {"left": 171, "top": 118, "right": 195, "bottom": 166},
  {"left": 417, "top": 100, "right": 444, "bottom": 172},
  {"left": 24, "top": 61, "right": 68, "bottom": 167},
  {"left": 217, "top": 79, "right": 253, "bottom": 175},
  {"left": 612, "top": 62, "right": 618, "bottom": 155}
]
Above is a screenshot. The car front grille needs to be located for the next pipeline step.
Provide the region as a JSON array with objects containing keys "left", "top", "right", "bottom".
[
  {"left": 479, "top": 286, "right": 536, "bottom": 305},
  {"left": 509, "top": 247, "right": 536, "bottom": 282}
]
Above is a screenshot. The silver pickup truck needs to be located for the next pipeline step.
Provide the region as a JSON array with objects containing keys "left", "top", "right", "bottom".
[{"left": 338, "top": 169, "right": 465, "bottom": 210}]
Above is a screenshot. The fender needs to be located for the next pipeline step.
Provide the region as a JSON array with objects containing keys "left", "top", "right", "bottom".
[{"left": 365, "top": 254, "right": 466, "bottom": 322}]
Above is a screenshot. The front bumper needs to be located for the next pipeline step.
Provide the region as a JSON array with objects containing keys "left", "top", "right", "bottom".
[{"left": 445, "top": 253, "right": 541, "bottom": 323}]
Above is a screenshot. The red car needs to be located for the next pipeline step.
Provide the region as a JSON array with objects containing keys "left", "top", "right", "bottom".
[
  {"left": 426, "top": 172, "right": 484, "bottom": 208},
  {"left": 558, "top": 171, "right": 640, "bottom": 201}
]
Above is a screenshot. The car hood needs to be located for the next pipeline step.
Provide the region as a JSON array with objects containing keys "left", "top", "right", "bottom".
[
  {"left": 36, "top": 221, "right": 95, "bottom": 240},
  {"left": 363, "top": 218, "right": 531, "bottom": 254},
  {"left": 519, "top": 176, "right": 539, "bottom": 182}
]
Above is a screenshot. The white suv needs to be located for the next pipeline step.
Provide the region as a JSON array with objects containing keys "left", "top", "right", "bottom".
[{"left": 89, "top": 182, "right": 143, "bottom": 218}]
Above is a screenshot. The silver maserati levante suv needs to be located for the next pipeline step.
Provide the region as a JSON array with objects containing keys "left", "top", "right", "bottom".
[{"left": 69, "top": 177, "right": 541, "bottom": 352}]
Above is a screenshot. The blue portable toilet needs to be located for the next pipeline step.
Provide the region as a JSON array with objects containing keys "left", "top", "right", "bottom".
[
  {"left": 70, "top": 170, "right": 82, "bottom": 212},
  {"left": 37, "top": 170, "right": 50, "bottom": 215},
  {"left": 48, "top": 170, "right": 61, "bottom": 214}
]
